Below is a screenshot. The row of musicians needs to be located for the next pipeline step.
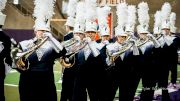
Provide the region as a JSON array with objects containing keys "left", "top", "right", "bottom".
[
  {"left": 0, "top": 27, "right": 179, "bottom": 101},
  {"left": 60, "top": 27, "right": 180, "bottom": 101}
]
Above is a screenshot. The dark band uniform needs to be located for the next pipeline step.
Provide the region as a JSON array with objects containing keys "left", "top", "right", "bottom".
[
  {"left": 18, "top": 32, "right": 66, "bottom": 101},
  {"left": 165, "top": 35, "right": 180, "bottom": 84},
  {"left": 139, "top": 38, "right": 160, "bottom": 101},
  {"left": 0, "top": 30, "right": 12, "bottom": 101},
  {"left": 73, "top": 41, "right": 109, "bottom": 101},
  {"left": 60, "top": 31, "right": 78, "bottom": 101},
  {"left": 106, "top": 40, "right": 139, "bottom": 101},
  {"left": 153, "top": 34, "right": 171, "bottom": 100},
  {"left": 63, "top": 31, "right": 73, "bottom": 41}
]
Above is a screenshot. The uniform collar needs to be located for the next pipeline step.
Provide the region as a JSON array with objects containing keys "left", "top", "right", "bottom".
[
  {"left": 64, "top": 31, "right": 73, "bottom": 36},
  {"left": 0, "top": 28, "right": 2, "bottom": 31}
]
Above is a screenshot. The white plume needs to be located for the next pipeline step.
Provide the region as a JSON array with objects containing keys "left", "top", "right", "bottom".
[
  {"left": 45, "top": 0, "right": 56, "bottom": 19},
  {"left": 116, "top": 2, "right": 128, "bottom": 28},
  {"left": 66, "top": 0, "right": 77, "bottom": 17},
  {"left": 33, "top": 0, "right": 56, "bottom": 20},
  {"left": 161, "top": 2, "right": 171, "bottom": 22},
  {"left": 126, "top": 5, "right": 136, "bottom": 28},
  {"left": 154, "top": 10, "right": 162, "bottom": 27},
  {"left": 137, "top": 2, "right": 149, "bottom": 27},
  {"left": 85, "top": 0, "right": 97, "bottom": 21},
  {"left": 153, "top": 10, "right": 162, "bottom": 34},
  {"left": 0, "top": 0, "right": 7, "bottom": 12},
  {"left": 33, "top": 0, "right": 46, "bottom": 20},
  {"left": 97, "top": 5, "right": 111, "bottom": 29},
  {"left": 75, "top": 1, "right": 86, "bottom": 24},
  {"left": 170, "top": 12, "right": 176, "bottom": 26}
]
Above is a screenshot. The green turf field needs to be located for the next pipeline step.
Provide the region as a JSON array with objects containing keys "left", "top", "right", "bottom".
[{"left": 4, "top": 61, "right": 180, "bottom": 101}]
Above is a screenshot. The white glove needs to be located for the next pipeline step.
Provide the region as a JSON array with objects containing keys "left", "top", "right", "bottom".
[
  {"left": 147, "top": 33, "right": 160, "bottom": 48},
  {"left": 43, "top": 32, "right": 53, "bottom": 38},
  {"left": 11, "top": 38, "right": 17, "bottom": 46},
  {"left": 44, "top": 32, "right": 63, "bottom": 53},
  {"left": 147, "top": 33, "right": 154, "bottom": 40},
  {"left": 102, "top": 40, "right": 109, "bottom": 45},
  {"left": 74, "top": 36, "right": 81, "bottom": 42},
  {"left": 84, "top": 37, "right": 100, "bottom": 57},
  {"left": 83, "top": 37, "right": 92, "bottom": 43}
]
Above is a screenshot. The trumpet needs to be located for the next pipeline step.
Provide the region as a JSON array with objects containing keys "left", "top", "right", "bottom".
[
  {"left": 12, "top": 36, "right": 48, "bottom": 71},
  {"left": 136, "top": 37, "right": 149, "bottom": 47},
  {"left": 60, "top": 39, "right": 88, "bottom": 68},
  {"left": 107, "top": 40, "right": 135, "bottom": 66},
  {"left": 154, "top": 34, "right": 163, "bottom": 40},
  {"left": 61, "top": 37, "right": 80, "bottom": 48}
]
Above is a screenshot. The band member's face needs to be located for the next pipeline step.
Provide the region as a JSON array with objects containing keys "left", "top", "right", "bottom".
[
  {"left": 35, "top": 30, "right": 45, "bottom": 39},
  {"left": 117, "top": 36, "right": 127, "bottom": 44},
  {"left": 85, "top": 31, "right": 96, "bottom": 41},
  {"left": 139, "top": 33, "right": 148, "bottom": 40},
  {"left": 101, "top": 35, "right": 110, "bottom": 41},
  {"left": 162, "top": 28, "right": 170, "bottom": 35},
  {"left": 74, "top": 33, "right": 85, "bottom": 40}
]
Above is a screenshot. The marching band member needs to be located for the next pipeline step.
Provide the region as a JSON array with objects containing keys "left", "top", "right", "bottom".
[
  {"left": 153, "top": 10, "right": 167, "bottom": 100},
  {"left": 106, "top": 1, "right": 139, "bottom": 100},
  {"left": 63, "top": 0, "right": 77, "bottom": 41},
  {"left": 17, "top": 0, "right": 66, "bottom": 101},
  {"left": 152, "top": 3, "right": 171, "bottom": 100},
  {"left": 124, "top": 4, "right": 140, "bottom": 101},
  {"left": 60, "top": 1, "right": 87, "bottom": 101},
  {"left": 96, "top": 5, "right": 113, "bottom": 100},
  {"left": 60, "top": 0, "right": 78, "bottom": 101},
  {"left": 136, "top": 2, "right": 160, "bottom": 101},
  {"left": 167, "top": 12, "right": 180, "bottom": 89},
  {"left": 0, "top": 0, "right": 12, "bottom": 101},
  {"left": 72, "top": 0, "right": 109, "bottom": 100},
  {"left": 96, "top": 5, "right": 112, "bottom": 73}
]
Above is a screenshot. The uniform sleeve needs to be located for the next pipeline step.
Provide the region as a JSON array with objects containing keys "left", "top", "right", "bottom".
[
  {"left": 4, "top": 36, "right": 12, "bottom": 66},
  {"left": 54, "top": 47, "right": 67, "bottom": 59},
  {"left": 58, "top": 47, "right": 67, "bottom": 57}
]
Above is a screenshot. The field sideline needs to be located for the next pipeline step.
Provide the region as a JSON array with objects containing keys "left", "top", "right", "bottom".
[{"left": 4, "top": 61, "right": 180, "bottom": 101}]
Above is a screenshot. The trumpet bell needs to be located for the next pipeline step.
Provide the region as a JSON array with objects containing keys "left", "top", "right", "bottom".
[
  {"left": 16, "top": 57, "right": 30, "bottom": 71},
  {"left": 59, "top": 56, "right": 75, "bottom": 68}
]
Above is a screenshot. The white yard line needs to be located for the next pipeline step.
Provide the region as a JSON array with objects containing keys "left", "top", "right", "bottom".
[
  {"left": 4, "top": 83, "right": 18, "bottom": 87},
  {"left": 7, "top": 70, "right": 61, "bottom": 74}
]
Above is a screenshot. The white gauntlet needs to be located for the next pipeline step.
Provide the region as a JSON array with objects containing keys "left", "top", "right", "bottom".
[
  {"left": 84, "top": 37, "right": 100, "bottom": 57},
  {"left": 147, "top": 34, "right": 160, "bottom": 48},
  {"left": 44, "top": 32, "right": 63, "bottom": 53}
]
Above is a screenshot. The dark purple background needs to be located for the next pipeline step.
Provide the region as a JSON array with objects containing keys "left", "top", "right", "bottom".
[{"left": 4, "top": 29, "right": 34, "bottom": 42}]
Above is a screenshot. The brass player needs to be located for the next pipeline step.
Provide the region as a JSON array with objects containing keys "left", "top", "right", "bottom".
[{"left": 15, "top": 0, "right": 66, "bottom": 101}]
